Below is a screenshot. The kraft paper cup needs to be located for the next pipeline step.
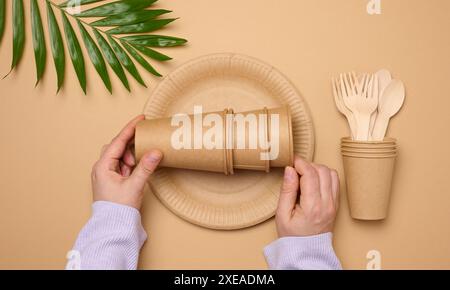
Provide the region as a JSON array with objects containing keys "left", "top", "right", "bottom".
[
  {"left": 341, "top": 138, "right": 397, "bottom": 220},
  {"left": 135, "top": 111, "right": 227, "bottom": 174},
  {"left": 232, "top": 106, "right": 294, "bottom": 172},
  {"left": 135, "top": 106, "right": 294, "bottom": 174},
  {"left": 269, "top": 106, "right": 294, "bottom": 167}
]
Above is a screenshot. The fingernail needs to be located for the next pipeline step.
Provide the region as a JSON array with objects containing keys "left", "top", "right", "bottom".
[
  {"left": 284, "top": 166, "right": 296, "bottom": 181},
  {"left": 147, "top": 150, "right": 162, "bottom": 163}
]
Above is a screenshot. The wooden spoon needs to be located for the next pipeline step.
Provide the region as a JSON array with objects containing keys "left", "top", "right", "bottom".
[
  {"left": 371, "top": 79, "right": 405, "bottom": 141},
  {"left": 369, "top": 69, "right": 392, "bottom": 138},
  {"left": 377, "top": 69, "right": 392, "bottom": 93}
]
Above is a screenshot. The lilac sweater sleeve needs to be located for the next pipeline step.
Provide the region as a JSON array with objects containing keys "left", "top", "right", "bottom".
[
  {"left": 67, "top": 201, "right": 147, "bottom": 270},
  {"left": 68, "top": 201, "right": 340, "bottom": 270},
  {"left": 264, "top": 233, "right": 342, "bottom": 270}
]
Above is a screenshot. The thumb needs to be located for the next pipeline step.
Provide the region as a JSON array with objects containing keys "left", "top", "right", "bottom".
[
  {"left": 276, "top": 166, "right": 299, "bottom": 222},
  {"left": 129, "top": 150, "right": 163, "bottom": 189}
]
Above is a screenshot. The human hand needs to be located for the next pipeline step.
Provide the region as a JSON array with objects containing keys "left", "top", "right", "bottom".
[
  {"left": 276, "top": 156, "right": 340, "bottom": 237},
  {"left": 91, "top": 115, "right": 163, "bottom": 210}
]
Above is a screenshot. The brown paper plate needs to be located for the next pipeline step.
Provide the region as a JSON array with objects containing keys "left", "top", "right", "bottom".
[{"left": 143, "top": 53, "right": 315, "bottom": 230}]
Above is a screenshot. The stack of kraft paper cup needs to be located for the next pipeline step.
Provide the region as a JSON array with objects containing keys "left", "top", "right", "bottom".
[
  {"left": 134, "top": 106, "right": 294, "bottom": 175},
  {"left": 341, "top": 137, "right": 397, "bottom": 220}
]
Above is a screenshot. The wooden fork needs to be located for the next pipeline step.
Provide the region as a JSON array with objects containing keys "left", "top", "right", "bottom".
[
  {"left": 332, "top": 77, "right": 357, "bottom": 138},
  {"left": 341, "top": 73, "right": 378, "bottom": 141}
]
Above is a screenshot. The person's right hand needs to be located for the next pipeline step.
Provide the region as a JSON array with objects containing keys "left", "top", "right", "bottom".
[
  {"left": 275, "top": 156, "right": 340, "bottom": 237},
  {"left": 91, "top": 115, "right": 163, "bottom": 210}
]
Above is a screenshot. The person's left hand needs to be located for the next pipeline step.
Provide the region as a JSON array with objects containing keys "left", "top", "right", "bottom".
[
  {"left": 91, "top": 115, "right": 163, "bottom": 210},
  {"left": 275, "top": 156, "right": 340, "bottom": 237}
]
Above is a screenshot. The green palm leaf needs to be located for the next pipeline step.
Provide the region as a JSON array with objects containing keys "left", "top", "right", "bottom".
[
  {"left": 93, "top": 29, "right": 130, "bottom": 92},
  {"left": 91, "top": 9, "right": 171, "bottom": 27},
  {"left": 31, "top": 0, "right": 46, "bottom": 85},
  {"left": 77, "top": 20, "right": 112, "bottom": 93},
  {"left": 107, "top": 35, "right": 146, "bottom": 87},
  {"left": 132, "top": 44, "right": 171, "bottom": 61},
  {"left": 121, "top": 41, "right": 161, "bottom": 77},
  {"left": 121, "top": 35, "right": 187, "bottom": 47},
  {"left": 10, "top": 0, "right": 25, "bottom": 72},
  {"left": 0, "top": 0, "right": 6, "bottom": 45},
  {"left": 107, "top": 18, "right": 176, "bottom": 35},
  {"left": 59, "top": 0, "right": 105, "bottom": 8},
  {"left": 47, "top": 1, "right": 65, "bottom": 92},
  {"left": 62, "top": 12, "right": 86, "bottom": 94},
  {"left": 76, "top": 0, "right": 156, "bottom": 17},
  {"left": 1, "top": 0, "right": 186, "bottom": 94}
]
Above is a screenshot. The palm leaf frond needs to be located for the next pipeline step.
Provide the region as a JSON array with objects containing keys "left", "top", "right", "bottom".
[
  {"left": 94, "top": 29, "right": 130, "bottom": 92},
  {"left": 108, "top": 35, "right": 146, "bottom": 87},
  {"left": 1, "top": 0, "right": 187, "bottom": 94},
  {"left": 0, "top": 0, "right": 6, "bottom": 45},
  {"left": 77, "top": 19, "right": 112, "bottom": 93},
  {"left": 75, "top": 0, "right": 157, "bottom": 18},
  {"left": 59, "top": 0, "right": 105, "bottom": 8},
  {"left": 91, "top": 9, "right": 171, "bottom": 27},
  {"left": 10, "top": 0, "right": 25, "bottom": 74},
  {"left": 121, "top": 35, "right": 187, "bottom": 47},
  {"left": 132, "top": 44, "right": 171, "bottom": 61},
  {"left": 47, "top": 1, "right": 65, "bottom": 92},
  {"left": 62, "top": 12, "right": 86, "bottom": 94},
  {"left": 107, "top": 18, "right": 177, "bottom": 35},
  {"left": 31, "top": 0, "right": 46, "bottom": 85},
  {"left": 121, "top": 41, "right": 161, "bottom": 77}
]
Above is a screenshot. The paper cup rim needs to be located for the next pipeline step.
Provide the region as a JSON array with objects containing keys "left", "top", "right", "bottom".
[
  {"left": 341, "top": 144, "right": 397, "bottom": 148},
  {"left": 341, "top": 149, "right": 397, "bottom": 154},
  {"left": 342, "top": 152, "right": 398, "bottom": 159},
  {"left": 341, "top": 137, "right": 397, "bottom": 145}
]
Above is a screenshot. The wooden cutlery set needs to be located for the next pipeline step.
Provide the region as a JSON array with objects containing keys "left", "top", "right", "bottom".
[
  {"left": 332, "top": 69, "right": 405, "bottom": 141},
  {"left": 332, "top": 69, "right": 406, "bottom": 220}
]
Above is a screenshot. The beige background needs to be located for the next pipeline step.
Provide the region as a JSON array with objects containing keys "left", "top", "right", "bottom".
[{"left": 0, "top": 0, "right": 449, "bottom": 269}]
